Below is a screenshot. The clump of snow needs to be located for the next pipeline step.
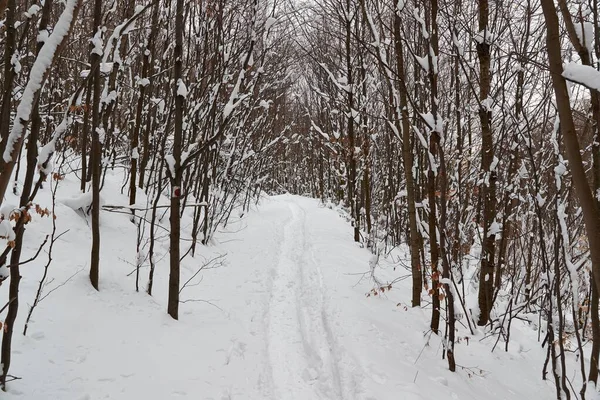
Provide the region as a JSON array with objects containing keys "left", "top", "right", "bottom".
[
  {"left": 80, "top": 62, "right": 113, "bottom": 78},
  {"left": 0, "top": 204, "right": 18, "bottom": 220},
  {"left": 452, "top": 31, "right": 464, "bottom": 56},
  {"left": 421, "top": 112, "right": 435, "bottom": 131},
  {"left": 0, "top": 220, "right": 15, "bottom": 242},
  {"left": 96, "top": 127, "right": 106, "bottom": 144},
  {"left": 181, "top": 143, "right": 197, "bottom": 166},
  {"left": 37, "top": 29, "right": 50, "bottom": 44},
  {"left": 563, "top": 62, "right": 600, "bottom": 91},
  {"left": 60, "top": 191, "right": 93, "bottom": 211},
  {"left": 265, "top": 17, "right": 278, "bottom": 30},
  {"left": 435, "top": 114, "right": 443, "bottom": 133},
  {"left": 24, "top": 4, "right": 40, "bottom": 18},
  {"left": 555, "top": 161, "right": 567, "bottom": 176},
  {"left": 474, "top": 29, "right": 494, "bottom": 45},
  {"left": 137, "top": 77, "right": 150, "bottom": 87},
  {"left": 487, "top": 221, "right": 501, "bottom": 237},
  {"left": 165, "top": 154, "right": 176, "bottom": 176},
  {"left": 574, "top": 21, "right": 594, "bottom": 53},
  {"left": 415, "top": 55, "right": 429, "bottom": 72},
  {"left": 151, "top": 97, "right": 165, "bottom": 114},
  {"left": 536, "top": 193, "right": 546, "bottom": 207},
  {"left": 38, "top": 150, "right": 54, "bottom": 176},
  {"left": 481, "top": 98, "right": 493, "bottom": 112},
  {"left": 490, "top": 156, "right": 499, "bottom": 172},
  {"left": 177, "top": 79, "right": 188, "bottom": 98},
  {"left": 91, "top": 28, "right": 104, "bottom": 56},
  {"left": 555, "top": 158, "right": 568, "bottom": 189},
  {"left": 11, "top": 51, "right": 21, "bottom": 74},
  {"left": 101, "top": 89, "right": 117, "bottom": 105},
  {"left": 0, "top": 264, "right": 8, "bottom": 280}
]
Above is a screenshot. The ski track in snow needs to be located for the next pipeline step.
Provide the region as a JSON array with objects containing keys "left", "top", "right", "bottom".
[{"left": 267, "top": 201, "right": 347, "bottom": 400}]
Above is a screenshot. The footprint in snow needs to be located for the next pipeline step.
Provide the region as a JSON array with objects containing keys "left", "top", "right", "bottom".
[
  {"left": 370, "top": 369, "right": 387, "bottom": 384},
  {"left": 302, "top": 366, "right": 319, "bottom": 382}
]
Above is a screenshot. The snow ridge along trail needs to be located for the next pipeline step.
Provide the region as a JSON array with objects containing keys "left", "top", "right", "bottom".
[{"left": 267, "top": 201, "right": 344, "bottom": 400}]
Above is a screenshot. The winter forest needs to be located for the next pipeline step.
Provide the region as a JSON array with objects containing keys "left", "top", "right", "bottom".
[{"left": 1, "top": 0, "right": 600, "bottom": 398}]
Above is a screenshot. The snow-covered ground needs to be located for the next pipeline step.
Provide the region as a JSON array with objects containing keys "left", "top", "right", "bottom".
[{"left": 3, "top": 171, "right": 556, "bottom": 399}]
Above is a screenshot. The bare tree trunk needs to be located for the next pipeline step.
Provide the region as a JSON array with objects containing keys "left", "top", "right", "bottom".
[
  {"left": 89, "top": 0, "right": 103, "bottom": 291},
  {"left": 80, "top": 79, "right": 92, "bottom": 192},
  {"left": 440, "top": 147, "right": 456, "bottom": 371},
  {"left": 344, "top": 0, "right": 359, "bottom": 243},
  {"left": 592, "top": 280, "right": 600, "bottom": 383},
  {"left": 132, "top": 0, "right": 159, "bottom": 196},
  {"left": 168, "top": 0, "right": 185, "bottom": 320},
  {"left": 476, "top": 0, "right": 497, "bottom": 326},
  {"left": 0, "top": 226, "right": 23, "bottom": 390},
  {"left": 393, "top": 10, "right": 422, "bottom": 308},
  {"left": 424, "top": 0, "right": 441, "bottom": 334}
]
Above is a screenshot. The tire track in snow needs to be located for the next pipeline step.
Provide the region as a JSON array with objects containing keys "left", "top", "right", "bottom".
[{"left": 267, "top": 199, "right": 344, "bottom": 399}]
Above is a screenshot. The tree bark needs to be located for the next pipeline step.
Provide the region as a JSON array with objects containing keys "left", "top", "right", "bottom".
[
  {"left": 476, "top": 0, "right": 497, "bottom": 326},
  {"left": 168, "top": 0, "right": 185, "bottom": 320},
  {"left": 344, "top": 0, "right": 359, "bottom": 243},
  {"left": 89, "top": 0, "right": 103, "bottom": 291},
  {"left": 393, "top": 10, "right": 422, "bottom": 308}
]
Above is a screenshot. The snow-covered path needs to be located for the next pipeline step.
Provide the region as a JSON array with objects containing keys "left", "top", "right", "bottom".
[
  {"left": 267, "top": 202, "right": 344, "bottom": 400},
  {"left": 5, "top": 187, "right": 556, "bottom": 399}
]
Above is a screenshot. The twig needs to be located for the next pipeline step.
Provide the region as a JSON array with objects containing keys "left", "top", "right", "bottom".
[
  {"left": 179, "top": 253, "right": 226, "bottom": 294},
  {"left": 3, "top": 375, "right": 21, "bottom": 383},
  {"left": 0, "top": 298, "right": 16, "bottom": 314},
  {"left": 38, "top": 268, "right": 83, "bottom": 303},
  {"left": 23, "top": 172, "right": 66, "bottom": 336},
  {"left": 102, "top": 203, "right": 207, "bottom": 212},
  {"left": 179, "top": 298, "right": 224, "bottom": 312},
  {"left": 6, "top": 234, "right": 50, "bottom": 268}
]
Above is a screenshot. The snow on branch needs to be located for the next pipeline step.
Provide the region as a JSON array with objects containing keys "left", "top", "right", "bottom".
[
  {"left": 102, "top": 3, "right": 153, "bottom": 65},
  {"left": 474, "top": 30, "right": 494, "bottom": 45},
  {"left": 319, "top": 63, "right": 351, "bottom": 93},
  {"left": 563, "top": 62, "right": 600, "bottom": 91},
  {"left": 309, "top": 119, "right": 329, "bottom": 140},
  {"left": 3, "top": 0, "right": 81, "bottom": 163}
]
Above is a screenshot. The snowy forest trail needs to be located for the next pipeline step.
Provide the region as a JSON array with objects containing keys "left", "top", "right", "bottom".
[
  {"left": 267, "top": 201, "right": 345, "bottom": 400},
  {"left": 5, "top": 187, "right": 555, "bottom": 400}
]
